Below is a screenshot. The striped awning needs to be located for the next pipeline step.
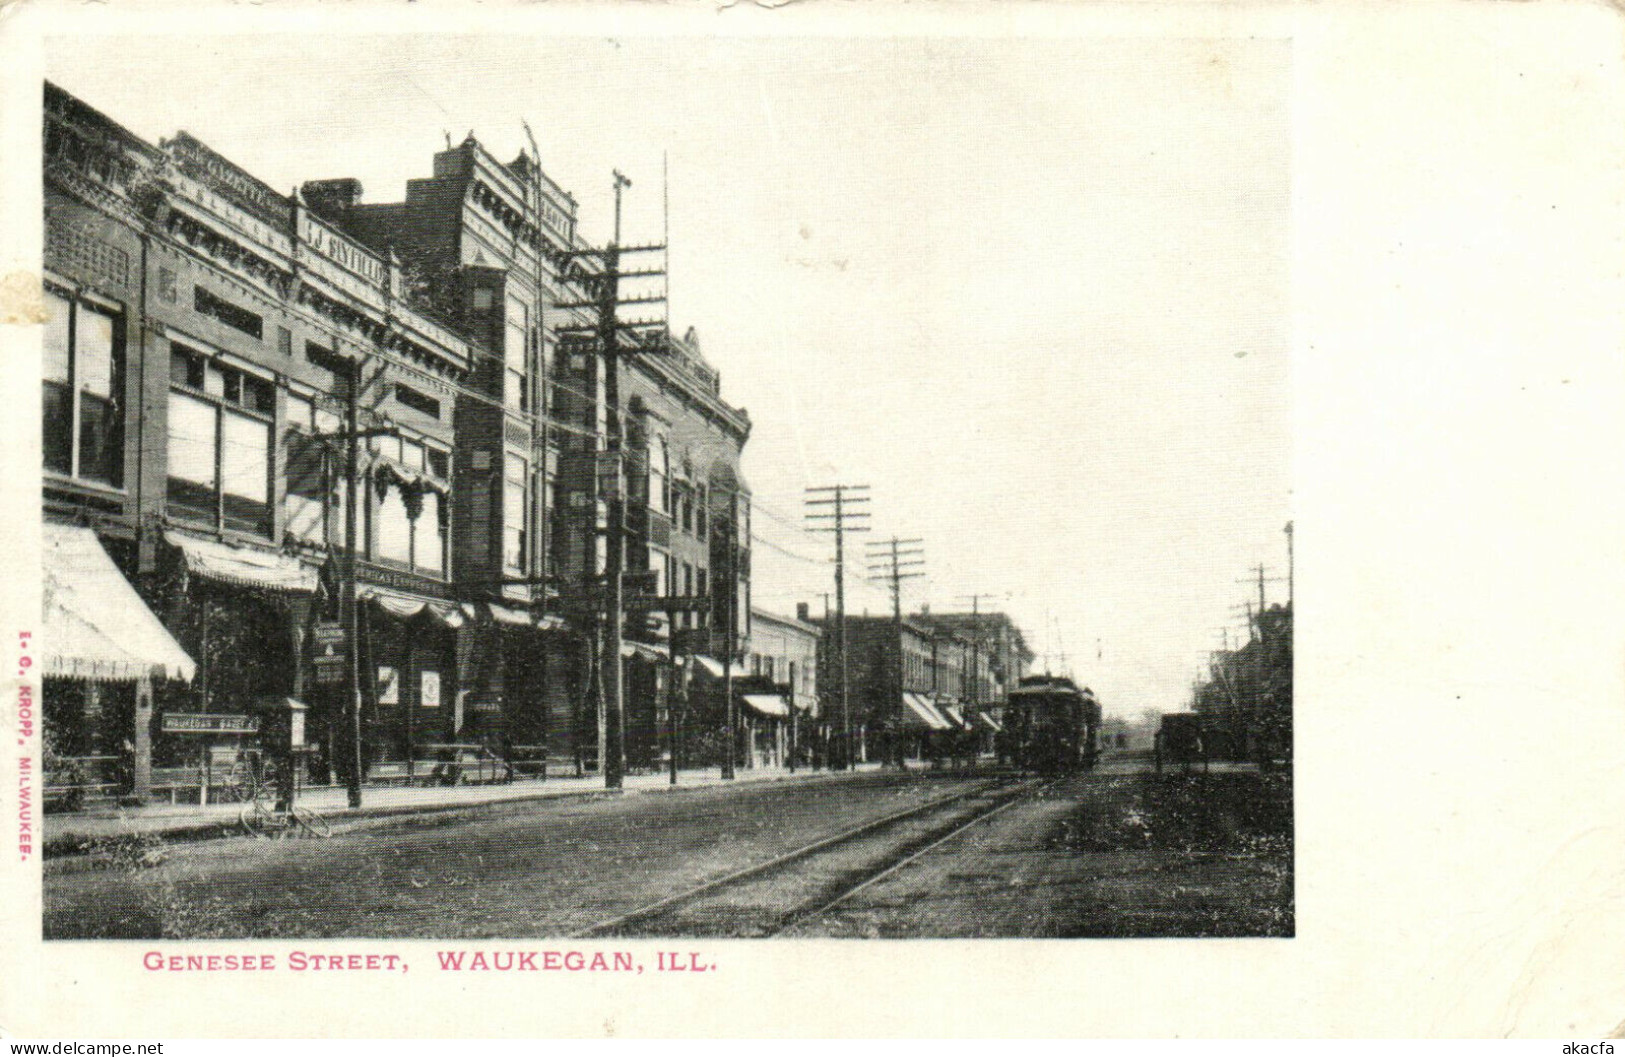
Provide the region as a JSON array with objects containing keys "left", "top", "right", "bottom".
[
  {"left": 901, "top": 692, "right": 952, "bottom": 731},
  {"left": 167, "top": 531, "right": 319, "bottom": 593},
  {"left": 44, "top": 523, "right": 196, "bottom": 683}
]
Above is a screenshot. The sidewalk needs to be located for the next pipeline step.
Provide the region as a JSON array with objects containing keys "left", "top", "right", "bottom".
[{"left": 43, "top": 762, "right": 884, "bottom": 856}]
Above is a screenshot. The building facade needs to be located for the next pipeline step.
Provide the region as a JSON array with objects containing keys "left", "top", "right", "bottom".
[{"left": 40, "top": 83, "right": 756, "bottom": 801}]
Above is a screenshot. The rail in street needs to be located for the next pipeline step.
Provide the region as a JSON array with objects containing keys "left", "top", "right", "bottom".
[{"left": 577, "top": 775, "right": 1053, "bottom": 938}]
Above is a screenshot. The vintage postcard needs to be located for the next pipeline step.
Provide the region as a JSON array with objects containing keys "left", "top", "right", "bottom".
[{"left": 1, "top": 0, "right": 1622, "bottom": 1040}]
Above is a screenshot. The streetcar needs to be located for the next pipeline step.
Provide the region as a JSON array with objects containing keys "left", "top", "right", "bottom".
[{"left": 1002, "top": 675, "right": 1102, "bottom": 773}]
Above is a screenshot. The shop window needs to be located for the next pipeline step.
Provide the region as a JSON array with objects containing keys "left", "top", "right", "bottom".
[{"left": 43, "top": 287, "right": 124, "bottom": 487}]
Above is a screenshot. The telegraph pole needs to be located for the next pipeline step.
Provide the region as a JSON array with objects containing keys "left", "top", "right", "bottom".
[
  {"left": 955, "top": 593, "right": 998, "bottom": 724},
  {"left": 1238, "top": 564, "right": 1285, "bottom": 617},
  {"left": 552, "top": 170, "right": 670, "bottom": 790},
  {"left": 806, "top": 484, "right": 870, "bottom": 770},
  {"left": 721, "top": 488, "right": 740, "bottom": 780},
  {"left": 342, "top": 355, "right": 363, "bottom": 808},
  {"left": 867, "top": 537, "right": 924, "bottom": 768},
  {"left": 1284, "top": 521, "right": 1294, "bottom": 609}
]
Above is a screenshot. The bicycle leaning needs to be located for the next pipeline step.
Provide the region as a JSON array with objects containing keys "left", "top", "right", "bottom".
[{"left": 238, "top": 776, "right": 333, "bottom": 840}]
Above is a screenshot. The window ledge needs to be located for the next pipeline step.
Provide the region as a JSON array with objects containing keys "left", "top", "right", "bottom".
[{"left": 43, "top": 472, "right": 128, "bottom": 500}]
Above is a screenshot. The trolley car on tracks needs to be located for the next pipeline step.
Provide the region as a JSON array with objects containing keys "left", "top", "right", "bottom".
[{"left": 1002, "top": 675, "right": 1102, "bottom": 773}]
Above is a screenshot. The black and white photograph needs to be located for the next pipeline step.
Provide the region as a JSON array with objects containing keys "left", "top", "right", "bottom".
[
  {"left": 35, "top": 30, "right": 1292, "bottom": 943},
  {"left": 5, "top": 0, "right": 1625, "bottom": 1041}
]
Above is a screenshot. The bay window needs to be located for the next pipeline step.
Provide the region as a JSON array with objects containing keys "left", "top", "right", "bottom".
[{"left": 43, "top": 286, "right": 124, "bottom": 487}]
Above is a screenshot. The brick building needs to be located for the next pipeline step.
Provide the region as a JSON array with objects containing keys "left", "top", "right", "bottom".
[
  {"left": 39, "top": 83, "right": 755, "bottom": 799},
  {"left": 314, "top": 142, "right": 752, "bottom": 773},
  {"left": 41, "top": 83, "right": 479, "bottom": 798}
]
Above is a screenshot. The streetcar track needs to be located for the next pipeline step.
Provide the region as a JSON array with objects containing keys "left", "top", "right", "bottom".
[{"left": 572, "top": 775, "right": 1055, "bottom": 939}]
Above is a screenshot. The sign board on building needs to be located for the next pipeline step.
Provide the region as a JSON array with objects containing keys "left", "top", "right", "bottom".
[
  {"left": 626, "top": 594, "right": 713, "bottom": 613},
  {"left": 161, "top": 713, "right": 261, "bottom": 735},
  {"left": 420, "top": 671, "right": 441, "bottom": 709},
  {"left": 164, "top": 133, "right": 294, "bottom": 227},
  {"left": 313, "top": 656, "right": 347, "bottom": 685},
  {"left": 377, "top": 666, "right": 400, "bottom": 705},
  {"left": 312, "top": 622, "right": 346, "bottom": 650}
]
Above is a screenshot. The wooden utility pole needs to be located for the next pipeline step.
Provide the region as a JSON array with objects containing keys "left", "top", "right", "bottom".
[
  {"left": 867, "top": 537, "right": 924, "bottom": 767},
  {"left": 1284, "top": 521, "right": 1294, "bottom": 609},
  {"left": 722, "top": 488, "right": 741, "bottom": 780},
  {"left": 955, "top": 593, "right": 998, "bottom": 721},
  {"left": 806, "top": 485, "right": 870, "bottom": 770},
  {"left": 551, "top": 170, "right": 670, "bottom": 790}
]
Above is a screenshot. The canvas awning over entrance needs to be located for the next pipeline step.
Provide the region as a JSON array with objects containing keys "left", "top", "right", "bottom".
[
  {"left": 739, "top": 693, "right": 791, "bottom": 718},
  {"left": 44, "top": 523, "right": 196, "bottom": 683},
  {"left": 693, "top": 655, "right": 749, "bottom": 679},
  {"left": 972, "top": 710, "right": 1003, "bottom": 733},
  {"left": 166, "top": 531, "right": 319, "bottom": 594},
  {"left": 938, "top": 702, "right": 968, "bottom": 729},
  {"left": 621, "top": 640, "right": 668, "bottom": 662},
  {"left": 359, "top": 586, "right": 465, "bottom": 628},
  {"left": 901, "top": 692, "right": 952, "bottom": 731}
]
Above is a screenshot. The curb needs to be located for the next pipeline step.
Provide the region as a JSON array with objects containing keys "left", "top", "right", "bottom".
[{"left": 42, "top": 767, "right": 860, "bottom": 866}]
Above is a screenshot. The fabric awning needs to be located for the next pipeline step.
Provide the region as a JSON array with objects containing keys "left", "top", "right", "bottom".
[
  {"left": 621, "top": 640, "right": 668, "bottom": 662},
  {"left": 360, "top": 586, "right": 465, "bottom": 628},
  {"left": 44, "top": 523, "right": 196, "bottom": 683},
  {"left": 487, "top": 601, "right": 534, "bottom": 627},
  {"left": 973, "top": 710, "right": 1003, "bottom": 733},
  {"left": 901, "top": 692, "right": 952, "bottom": 731},
  {"left": 739, "top": 693, "right": 791, "bottom": 718},
  {"left": 938, "top": 702, "right": 967, "bottom": 729},
  {"left": 166, "top": 531, "right": 319, "bottom": 593},
  {"left": 693, "top": 655, "right": 749, "bottom": 679}
]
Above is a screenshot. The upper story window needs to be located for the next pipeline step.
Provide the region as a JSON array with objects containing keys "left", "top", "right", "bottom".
[
  {"left": 503, "top": 452, "right": 528, "bottom": 574},
  {"left": 283, "top": 394, "right": 337, "bottom": 545},
  {"left": 194, "top": 286, "right": 263, "bottom": 341},
  {"left": 167, "top": 345, "right": 271, "bottom": 536},
  {"left": 504, "top": 293, "right": 530, "bottom": 414},
  {"left": 696, "top": 485, "right": 709, "bottom": 541},
  {"left": 394, "top": 383, "right": 442, "bottom": 420},
  {"left": 43, "top": 286, "right": 124, "bottom": 488},
  {"left": 649, "top": 435, "right": 669, "bottom": 514},
  {"left": 367, "top": 428, "right": 450, "bottom": 577}
]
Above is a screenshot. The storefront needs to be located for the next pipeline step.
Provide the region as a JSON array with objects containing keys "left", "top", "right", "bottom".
[
  {"left": 41, "top": 523, "right": 197, "bottom": 806},
  {"left": 147, "top": 531, "right": 316, "bottom": 792},
  {"left": 357, "top": 585, "right": 464, "bottom": 775}
]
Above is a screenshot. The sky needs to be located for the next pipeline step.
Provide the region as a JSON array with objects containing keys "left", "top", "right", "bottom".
[{"left": 47, "top": 32, "right": 1291, "bottom": 719}]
